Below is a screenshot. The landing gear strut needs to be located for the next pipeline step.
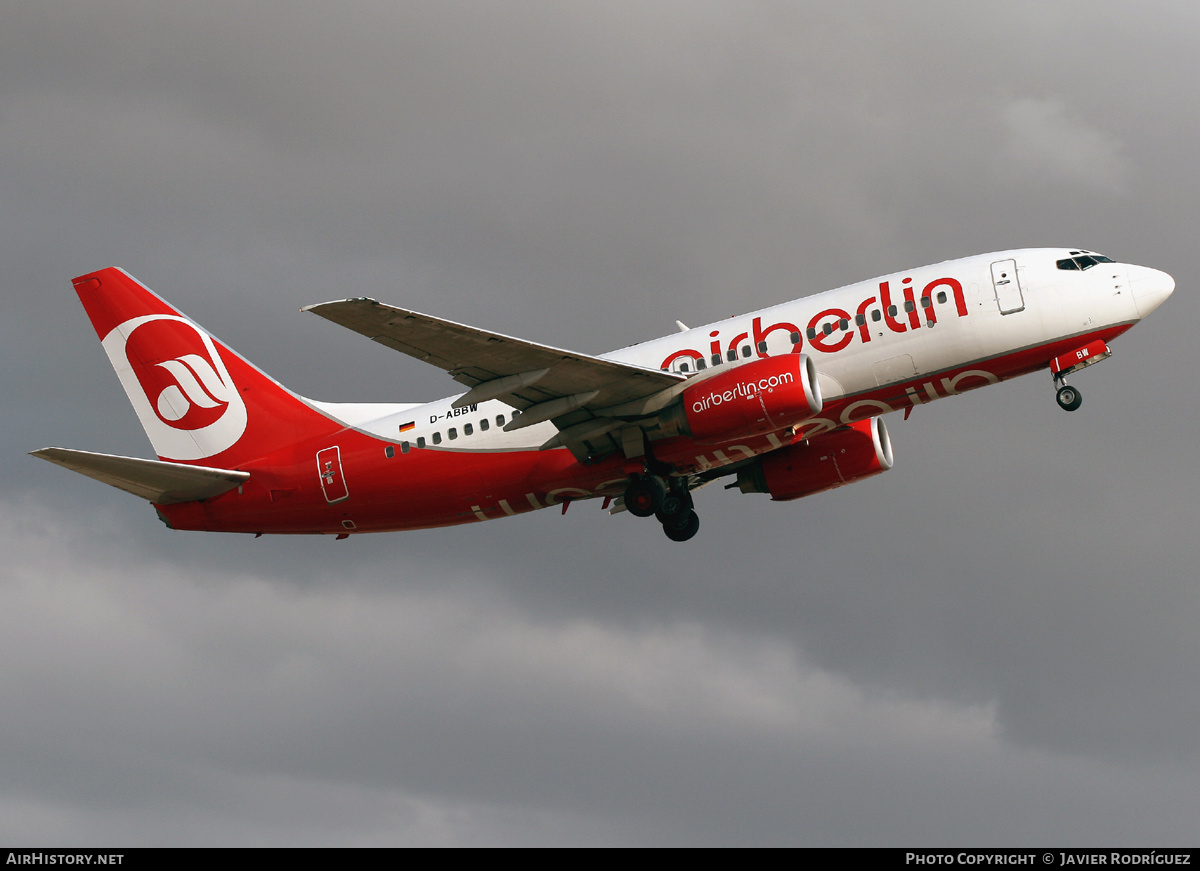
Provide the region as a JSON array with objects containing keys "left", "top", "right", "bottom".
[
  {"left": 655, "top": 486, "right": 692, "bottom": 527},
  {"left": 1052, "top": 361, "right": 1082, "bottom": 411}
]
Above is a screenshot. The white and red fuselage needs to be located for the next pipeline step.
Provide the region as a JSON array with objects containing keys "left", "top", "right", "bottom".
[{"left": 37, "top": 249, "right": 1174, "bottom": 540}]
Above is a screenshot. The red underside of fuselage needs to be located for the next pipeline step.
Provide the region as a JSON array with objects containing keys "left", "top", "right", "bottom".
[{"left": 158, "top": 324, "right": 1132, "bottom": 535}]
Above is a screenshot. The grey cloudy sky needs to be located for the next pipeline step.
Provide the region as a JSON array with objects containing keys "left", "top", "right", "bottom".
[{"left": 3, "top": 0, "right": 1198, "bottom": 845}]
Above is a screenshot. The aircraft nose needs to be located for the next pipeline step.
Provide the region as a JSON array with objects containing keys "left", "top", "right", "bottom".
[{"left": 1128, "top": 265, "right": 1175, "bottom": 319}]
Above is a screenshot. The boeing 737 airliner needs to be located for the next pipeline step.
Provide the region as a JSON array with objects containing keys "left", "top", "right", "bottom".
[{"left": 33, "top": 249, "right": 1174, "bottom": 541}]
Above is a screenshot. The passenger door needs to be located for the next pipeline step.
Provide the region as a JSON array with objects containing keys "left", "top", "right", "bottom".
[{"left": 990, "top": 259, "right": 1025, "bottom": 315}]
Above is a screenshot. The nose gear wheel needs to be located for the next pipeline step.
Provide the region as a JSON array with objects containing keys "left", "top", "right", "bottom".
[{"left": 1056, "top": 384, "right": 1082, "bottom": 411}]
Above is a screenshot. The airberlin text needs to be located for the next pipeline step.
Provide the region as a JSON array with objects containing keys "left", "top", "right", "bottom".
[
  {"left": 466, "top": 433, "right": 790, "bottom": 521},
  {"left": 692, "top": 372, "right": 794, "bottom": 413},
  {"left": 660, "top": 275, "right": 967, "bottom": 369},
  {"left": 794, "top": 369, "right": 999, "bottom": 438}
]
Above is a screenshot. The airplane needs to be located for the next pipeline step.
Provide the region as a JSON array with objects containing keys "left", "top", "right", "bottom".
[{"left": 32, "top": 248, "right": 1174, "bottom": 542}]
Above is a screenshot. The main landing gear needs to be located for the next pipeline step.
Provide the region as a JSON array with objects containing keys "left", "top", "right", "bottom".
[{"left": 623, "top": 473, "right": 700, "bottom": 542}]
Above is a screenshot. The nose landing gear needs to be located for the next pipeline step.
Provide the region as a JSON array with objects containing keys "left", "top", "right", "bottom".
[{"left": 1049, "top": 339, "right": 1112, "bottom": 412}]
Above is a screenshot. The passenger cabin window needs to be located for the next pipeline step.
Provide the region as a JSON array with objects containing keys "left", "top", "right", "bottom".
[
  {"left": 417, "top": 436, "right": 426, "bottom": 449},
  {"left": 741, "top": 345, "right": 751, "bottom": 358},
  {"left": 464, "top": 423, "right": 473, "bottom": 436},
  {"left": 711, "top": 354, "right": 722, "bottom": 366},
  {"left": 480, "top": 419, "right": 489, "bottom": 431},
  {"left": 937, "top": 291, "right": 947, "bottom": 304},
  {"left": 401, "top": 441, "right": 411, "bottom": 454},
  {"left": 871, "top": 310, "right": 882, "bottom": 322},
  {"left": 806, "top": 327, "right": 817, "bottom": 340},
  {"left": 432, "top": 432, "right": 442, "bottom": 445},
  {"left": 384, "top": 445, "right": 395, "bottom": 458},
  {"left": 448, "top": 428, "right": 457, "bottom": 440},
  {"left": 496, "top": 414, "right": 505, "bottom": 426},
  {"left": 696, "top": 358, "right": 707, "bottom": 370}
]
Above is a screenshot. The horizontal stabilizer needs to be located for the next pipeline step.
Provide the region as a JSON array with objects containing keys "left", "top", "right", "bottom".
[{"left": 31, "top": 447, "right": 249, "bottom": 505}]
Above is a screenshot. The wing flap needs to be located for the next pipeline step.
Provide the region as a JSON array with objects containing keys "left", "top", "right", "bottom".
[{"left": 31, "top": 447, "right": 249, "bottom": 505}]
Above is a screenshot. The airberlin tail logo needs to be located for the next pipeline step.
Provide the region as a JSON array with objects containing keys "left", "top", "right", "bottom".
[
  {"left": 152, "top": 354, "right": 234, "bottom": 422},
  {"left": 101, "top": 314, "right": 248, "bottom": 461}
]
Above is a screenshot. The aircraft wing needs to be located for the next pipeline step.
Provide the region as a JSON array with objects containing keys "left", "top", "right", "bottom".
[{"left": 304, "top": 298, "right": 685, "bottom": 458}]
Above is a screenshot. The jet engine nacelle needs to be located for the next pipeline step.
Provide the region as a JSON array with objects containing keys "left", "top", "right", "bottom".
[
  {"left": 677, "top": 354, "right": 822, "bottom": 443},
  {"left": 736, "top": 417, "right": 893, "bottom": 501}
]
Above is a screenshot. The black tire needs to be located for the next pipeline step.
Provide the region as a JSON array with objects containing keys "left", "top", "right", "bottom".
[
  {"left": 624, "top": 476, "right": 665, "bottom": 518},
  {"left": 1056, "top": 385, "right": 1082, "bottom": 411},
  {"left": 663, "top": 510, "right": 700, "bottom": 542},
  {"left": 655, "top": 489, "right": 693, "bottom": 528}
]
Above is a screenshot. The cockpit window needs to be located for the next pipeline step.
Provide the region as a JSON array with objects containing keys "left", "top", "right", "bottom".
[{"left": 1057, "top": 252, "right": 1115, "bottom": 271}]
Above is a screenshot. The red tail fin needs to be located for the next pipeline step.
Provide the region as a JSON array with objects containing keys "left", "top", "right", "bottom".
[{"left": 74, "top": 268, "right": 341, "bottom": 467}]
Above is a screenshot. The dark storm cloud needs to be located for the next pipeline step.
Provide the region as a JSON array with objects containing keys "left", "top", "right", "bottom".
[
  {"left": 3, "top": 0, "right": 1199, "bottom": 844},
  {"left": 5, "top": 498, "right": 1200, "bottom": 845}
]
